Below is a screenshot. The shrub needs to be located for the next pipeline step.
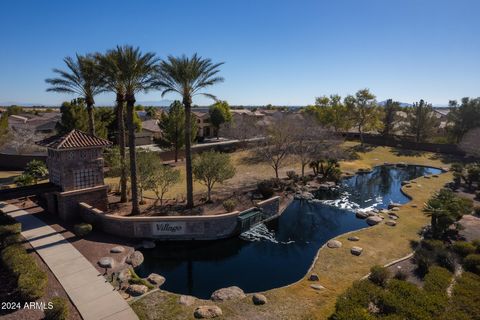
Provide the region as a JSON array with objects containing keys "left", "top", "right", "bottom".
[
  {"left": 18, "top": 269, "right": 47, "bottom": 300},
  {"left": 257, "top": 180, "right": 274, "bottom": 199},
  {"left": 447, "top": 272, "right": 480, "bottom": 319},
  {"left": 128, "top": 268, "right": 154, "bottom": 290},
  {"left": 472, "top": 239, "right": 480, "bottom": 253},
  {"left": 393, "top": 269, "right": 408, "bottom": 281},
  {"left": 463, "top": 254, "right": 480, "bottom": 275},
  {"left": 369, "top": 265, "right": 390, "bottom": 287},
  {"left": 286, "top": 170, "right": 298, "bottom": 180},
  {"left": 413, "top": 248, "right": 435, "bottom": 276},
  {"left": 331, "top": 280, "right": 384, "bottom": 316},
  {"left": 424, "top": 266, "right": 452, "bottom": 294},
  {"left": 222, "top": 199, "right": 237, "bottom": 212},
  {"left": 453, "top": 241, "right": 477, "bottom": 257},
  {"left": 423, "top": 239, "right": 446, "bottom": 251},
  {"left": 73, "top": 223, "right": 92, "bottom": 237},
  {"left": 0, "top": 214, "right": 21, "bottom": 248},
  {"left": 44, "top": 297, "right": 69, "bottom": 320}
]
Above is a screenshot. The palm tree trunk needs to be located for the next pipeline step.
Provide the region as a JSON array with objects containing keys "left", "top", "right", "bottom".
[
  {"left": 116, "top": 96, "right": 127, "bottom": 203},
  {"left": 183, "top": 96, "right": 194, "bottom": 208},
  {"left": 86, "top": 101, "right": 95, "bottom": 136},
  {"left": 126, "top": 95, "right": 140, "bottom": 215}
]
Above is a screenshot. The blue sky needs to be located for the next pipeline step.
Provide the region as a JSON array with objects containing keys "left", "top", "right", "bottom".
[{"left": 0, "top": 0, "right": 479, "bottom": 106}]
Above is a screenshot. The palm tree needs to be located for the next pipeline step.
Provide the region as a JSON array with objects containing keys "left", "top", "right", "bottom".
[
  {"left": 46, "top": 54, "right": 103, "bottom": 135},
  {"left": 157, "top": 54, "right": 224, "bottom": 208},
  {"left": 96, "top": 50, "right": 128, "bottom": 203},
  {"left": 114, "top": 45, "right": 159, "bottom": 215}
]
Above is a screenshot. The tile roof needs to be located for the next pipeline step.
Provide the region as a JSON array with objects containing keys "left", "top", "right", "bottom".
[
  {"left": 141, "top": 119, "right": 161, "bottom": 133},
  {"left": 36, "top": 129, "right": 112, "bottom": 149}
]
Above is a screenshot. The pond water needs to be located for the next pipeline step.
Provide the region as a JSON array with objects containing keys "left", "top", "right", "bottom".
[{"left": 136, "top": 165, "right": 442, "bottom": 298}]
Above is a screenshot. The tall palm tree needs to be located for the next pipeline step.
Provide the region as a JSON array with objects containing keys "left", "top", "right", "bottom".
[
  {"left": 157, "top": 54, "right": 224, "bottom": 208},
  {"left": 96, "top": 50, "right": 128, "bottom": 203},
  {"left": 46, "top": 54, "right": 103, "bottom": 135},
  {"left": 115, "top": 45, "right": 159, "bottom": 215}
]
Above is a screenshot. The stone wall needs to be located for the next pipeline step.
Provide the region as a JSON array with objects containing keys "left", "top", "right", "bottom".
[
  {"left": 56, "top": 185, "right": 108, "bottom": 221},
  {"left": 79, "top": 196, "right": 281, "bottom": 240}
]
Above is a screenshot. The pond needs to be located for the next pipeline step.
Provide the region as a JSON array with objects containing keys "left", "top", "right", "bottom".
[{"left": 136, "top": 165, "right": 442, "bottom": 299}]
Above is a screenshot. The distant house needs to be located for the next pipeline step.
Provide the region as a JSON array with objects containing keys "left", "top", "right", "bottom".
[
  {"left": 134, "top": 119, "right": 162, "bottom": 146},
  {"left": 8, "top": 112, "right": 60, "bottom": 135},
  {"left": 192, "top": 110, "right": 216, "bottom": 139}
]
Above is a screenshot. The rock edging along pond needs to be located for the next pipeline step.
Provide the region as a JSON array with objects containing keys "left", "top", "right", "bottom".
[
  {"left": 79, "top": 196, "right": 280, "bottom": 240},
  {"left": 132, "top": 164, "right": 443, "bottom": 299}
]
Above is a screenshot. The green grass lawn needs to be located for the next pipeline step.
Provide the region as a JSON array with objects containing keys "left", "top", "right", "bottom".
[{"left": 131, "top": 145, "right": 455, "bottom": 320}]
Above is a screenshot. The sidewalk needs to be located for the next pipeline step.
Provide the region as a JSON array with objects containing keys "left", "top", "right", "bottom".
[{"left": 0, "top": 202, "right": 138, "bottom": 320}]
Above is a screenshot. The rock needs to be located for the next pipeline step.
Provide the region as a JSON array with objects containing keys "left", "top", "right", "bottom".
[
  {"left": 396, "top": 162, "right": 407, "bottom": 167},
  {"left": 126, "top": 251, "right": 144, "bottom": 267},
  {"left": 98, "top": 257, "right": 114, "bottom": 268},
  {"left": 127, "top": 284, "right": 148, "bottom": 296},
  {"left": 390, "top": 207, "right": 400, "bottom": 212},
  {"left": 411, "top": 204, "right": 418, "bottom": 208},
  {"left": 366, "top": 216, "right": 383, "bottom": 226},
  {"left": 405, "top": 185, "right": 412, "bottom": 188},
  {"left": 385, "top": 220, "right": 397, "bottom": 227},
  {"left": 147, "top": 273, "right": 166, "bottom": 286},
  {"left": 308, "top": 274, "right": 319, "bottom": 281},
  {"left": 327, "top": 240, "right": 342, "bottom": 248},
  {"left": 120, "top": 291, "right": 130, "bottom": 300},
  {"left": 401, "top": 181, "right": 410, "bottom": 186},
  {"left": 432, "top": 174, "right": 439, "bottom": 178},
  {"left": 179, "top": 295, "right": 196, "bottom": 306},
  {"left": 348, "top": 236, "right": 360, "bottom": 242},
  {"left": 142, "top": 240, "right": 156, "bottom": 249},
  {"left": 388, "top": 203, "right": 402, "bottom": 209},
  {"left": 355, "top": 211, "right": 369, "bottom": 219},
  {"left": 380, "top": 209, "right": 390, "bottom": 214},
  {"left": 211, "top": 286, "right": 246, "bottom": 301},
  {"left": 194, "top": 306, "right": 223, "bottom": 318},
  {"left": 351, "top": 246, "right": 363, "bottom": 256},
  {"left": 118, "top": 268, "right": 131, "bottom": 282},
  {"left": 252, "top": 293, "right": 267, "bottom": 305},
  {"left": 310, "top": 284, "right": 325, "bottom": 290},
  {"left": 388, "top": 214, "right": 398, "bottom": 220},
  {"left": 424, "top": 175, "right": 431, "bottom": 179},
  {"left": 110, "top": 246, "right": 125, "bottom": 253}
]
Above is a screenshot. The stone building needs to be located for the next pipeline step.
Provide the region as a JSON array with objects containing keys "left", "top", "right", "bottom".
[{"left": 36, "top": 129, "right": 111, "bottom": 221}]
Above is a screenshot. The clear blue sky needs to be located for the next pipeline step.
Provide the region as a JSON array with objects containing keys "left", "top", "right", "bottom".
[{"left": 0, "top": 0, "right": 479, "bottom": 106}]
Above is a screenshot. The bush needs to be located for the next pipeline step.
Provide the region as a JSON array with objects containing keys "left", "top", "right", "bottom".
[
  {"left": 413, "top": 248, "right": 435, "bottom": 276},
  {"left": 73, "top": 223, "right": 92, "bottom": 237},
  {"left": 393, "top": 269, "right": 408, "bottom": 281},
  {"left": 423, "top": 239, "right": 446, "bottom": 251},
  {"left": 423, "top": 266, "right": 452, "bottom": 294},
  {"left": 257, "top": 180, "right": 275, "bottom": 199},
  {"left": 331, "top": 280, "right": 384, "bottom": 316},
  {"left": 472, "top": 239, "right": 480, "bottom": 253},
  {"left": 463, "top": 254, "right": 480, "bottom": 275},
  {"left": 453, "top": 241, "right": 477, "bottom": 257},
  {"left": 447, "top": 272, "right": 480, "bottom": 319},
  {"left": 368, "top": 265, "right": 390, "bottom": 287},
  {"left": 222, "top": 199, "right": 237, "bottom": 212},
  {"left": 44, "top": 297, "right": 69, "bottom": 320},
  {"left": 286, "top": 170, "right": 298, "bottom": 180},
  {"left": 0, "top": 214, "right": 21, "bottom": 248},
  {"left": 128, "top": 268, "right": 154, "bottom": 290},
  {"left": 1, "top": 244, "right": 47, "bottom": 300}
]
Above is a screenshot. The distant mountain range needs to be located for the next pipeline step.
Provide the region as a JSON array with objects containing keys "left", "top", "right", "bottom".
[
  {"left": 0, "top": 99, "right": 174, "bottom": 108},
  {"left": 377, "top": 100, "right": 412, "bottom": 107}
]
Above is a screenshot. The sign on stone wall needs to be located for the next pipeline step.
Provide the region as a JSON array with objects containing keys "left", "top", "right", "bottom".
[{"left": 152, "top": 222, "right": 187, "bottom": 235}]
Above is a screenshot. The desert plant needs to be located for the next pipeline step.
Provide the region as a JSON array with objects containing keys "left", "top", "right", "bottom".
[
  {"left": 44, "top": 297, "right": 69, "bottom": 320},
  {"left": 286, "top": 170, "right": 298, "bottom": 180},
  {"left": 463, "top": 254, "right": 480, "bottom": 275},
  {"left": 223, "top": 199, "right": 237, "bottom": 212},
  {"left": 74, "top": 223, "right": 92, "bottom": 237},
  {"left": 453, "top": 241, "right": 477, "bottom": 257},
  {"left": 369, "top": 265, "right": 390, "bottom": 287},
  {"left": 393, "top": 269, "right": 408, "bottom": 281},
  {"left": 257, "top": 180, "right": 275, "bottom": 199}
]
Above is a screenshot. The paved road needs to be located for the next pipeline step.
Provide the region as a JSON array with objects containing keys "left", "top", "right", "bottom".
[{"left": 0, "top": 202, "right": 138, "bottom": 320}]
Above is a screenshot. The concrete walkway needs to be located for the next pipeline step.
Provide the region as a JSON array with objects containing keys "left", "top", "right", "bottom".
[{"left": 0, "top": 202, "right": 138, "bottom": 320}]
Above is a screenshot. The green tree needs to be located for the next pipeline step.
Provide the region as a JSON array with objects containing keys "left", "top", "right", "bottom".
[
  {"left": 0, "top": 112, "right": 9, "bottom": 141},
  {"left": 424, "top": 189, "right": 473, "bottom": 239},
  {"left": 192, "top": 151, "right": 235, "bottom": 202},
  {"left": 404, "top": 99, "right": 439, "bottom": 143},
  {"left": 209, "top": 100, "right": 232, "bottom": 139},
  {"left": 381, "top": 99, "right": 401, "bottom": 138},
  {"left": 14, "top": 173, "right": 34, "bottom": 187},
  {"left": 25, "top": 160, "right": 48, "bottom": 184},
  {"left": 448, "top": 97, "right": 480, "bottom": 142},
  {"left": 159, "top": 101, "right": 197, "bottom": 162},
  {"left": 157, "top": 54, "right": 224, "bottom": 208},
  {"left": 136, "top": 150, "right": 161, "bottom": 205},
  {"left": 312, "top": 95, "right": 353, "bottom": 133},
  {"left": 6, "top": 105, "right": 23, "bottom": 115},
  {"left": 114, "top": 45, "right": 159, "bottom": 215},
  {"left": 151, "top": 165, "right": 181, "bottom": 205},
  {"left": 345, "top": 89, "right": 383, "bottom": 145},
  {"left": 56, "top": 100, "right": 111, "bottom": 138},
  {"left": 46, "top": 54, "right": 104, "bottom": 135}
]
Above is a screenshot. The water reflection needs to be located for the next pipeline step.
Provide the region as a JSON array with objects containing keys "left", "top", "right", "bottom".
[{"left": 136, "top": 165, "right": 442, "bottom": 298}]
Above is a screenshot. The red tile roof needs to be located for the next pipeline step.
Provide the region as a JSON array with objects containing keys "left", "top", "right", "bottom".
[{"left": 36, "top": 129, "right": 112, "bottom": 149}]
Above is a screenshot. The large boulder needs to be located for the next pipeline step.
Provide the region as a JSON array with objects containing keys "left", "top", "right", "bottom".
[
  {"left": 126, "top": 251, "right": 144, "bottom": 268},
  {"left": 147, "top": 273, "right": 166, "bottom": 286},
  {"left": 127, "top": 284, "right": 148, "bottom": 296},
  {"left": 348, "top": 236, "right": 360, "bottom": 242},
  {"left": 110, "top": 246, "right": 125, "bottom": 253},
  {"left": 308, "top": 273, "right": 319, "bottom": 281},
  {"left": 351, "top": 247, "right": 363, "bottom": 256},
  {"left": 385, "top": 220, "right": 397, "bottom": 227},
  {"left": 98, "top": 257, "right": 114, "bottom": 268},
  {"left": 388, "top": 203, "right": 402, "bottom": 209},
  {"left": 194, "top": 306, "right": 222, "bottom": 319},
  {"left": 118, "top": 268, "right": 131, "bottom": 282},
  {"left": 310, "top": 284, "right": 325, "bottom": 290},
  {"left": 355, "top": 211, "right": 369, "bottom": 219},
  {"left": 179, "top": 295, "right": 196, "bottom": 306},
  {"left": 366, "top": 216, "right": 383, "bottom": 226},
  {"left": 252, "top": 293, "right": 267, "bottom": 305},
  {"left": 327, "top": 240, "right": 342, "bottom": 248},
  {"left": 211, "top": 286, "right": 246, "bottom": 301}
]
